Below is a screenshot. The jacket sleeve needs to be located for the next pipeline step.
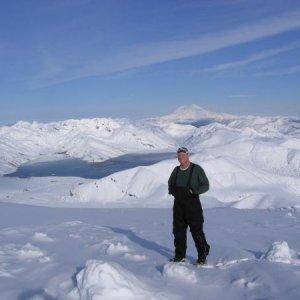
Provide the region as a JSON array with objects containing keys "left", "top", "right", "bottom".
[
  {"left": 195, "top": 165, "right": 209, "bottom": 194},
  {"left": 168, "top": 167, "right": 176, "bottom": 194}
]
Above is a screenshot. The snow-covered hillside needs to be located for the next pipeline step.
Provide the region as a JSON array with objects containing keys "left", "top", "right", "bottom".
[
  {"left": 1, "top": 104, "right": 299, "bottom": 209},
  {"left": 1, "top": 104, "right": 300, "bottom": 299},
  {"left": 0, "top": 117, "right": 175, "bottom": 175}
]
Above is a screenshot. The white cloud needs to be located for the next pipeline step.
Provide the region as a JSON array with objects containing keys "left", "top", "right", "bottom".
[
  {"left": 255, "top": 65, "right": 300, "bottom": 76},
  {"left": 33, "top": 10, "right": 300, "bottom": 88},
  {"left": 200, "top": 43, "right": 300, "bottom": 73}
]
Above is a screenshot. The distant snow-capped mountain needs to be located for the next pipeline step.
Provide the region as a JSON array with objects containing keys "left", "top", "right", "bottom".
[{"left": 148, "top": 104, "right": 237, "bottom": 123}]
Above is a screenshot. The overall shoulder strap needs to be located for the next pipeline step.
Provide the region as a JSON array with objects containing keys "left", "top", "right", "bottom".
[{"left": 186, "top": 163, "right": 195, "bottom": 187}]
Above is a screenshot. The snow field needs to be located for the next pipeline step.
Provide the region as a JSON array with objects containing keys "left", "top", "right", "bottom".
[{"left": 0, "top": 205, "right": 299, "bottom": 299}]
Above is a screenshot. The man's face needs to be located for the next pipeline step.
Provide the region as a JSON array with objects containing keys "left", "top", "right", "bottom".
[{"left": 177, "top": 152, "right": 189, "bottom": 165}]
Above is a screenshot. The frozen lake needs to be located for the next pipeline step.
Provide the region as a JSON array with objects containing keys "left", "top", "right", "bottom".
[{"left": 4, "top": 152, "right": 175, "bottom": 179}]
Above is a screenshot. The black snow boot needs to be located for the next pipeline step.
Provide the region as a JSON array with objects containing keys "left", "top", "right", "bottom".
[
  {"left": 169, "top": 256, "right": 186, "bottom": 263},
  {"left": 195, "top": 256, "right": 207, "bottom": 265}
]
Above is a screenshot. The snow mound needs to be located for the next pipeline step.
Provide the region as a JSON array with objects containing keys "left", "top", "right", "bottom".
[
  {"left": 33, "top": 232, "right": 54, "bottom": 242},
  {"left": 16, "top": 243, "right": 48, "bottom": 262},
  {"left": 260, "top": 241, "right": 300, "bottom": 264},
  {"left": 17, "top": 243, "right": 44, "bottom": 259},
  {"left": 69, "top": 259, "right": 164, "bottom": 300},
  {"left": 106, "top": 242, "right": 130, "bottom": 255},
  {"left": 162, "top": 262, "right": 198, "bottom": 283}
]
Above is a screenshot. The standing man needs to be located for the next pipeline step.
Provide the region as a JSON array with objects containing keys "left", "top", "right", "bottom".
[{"left": 168, "top": 147, "right": 210, "bottom": 265}]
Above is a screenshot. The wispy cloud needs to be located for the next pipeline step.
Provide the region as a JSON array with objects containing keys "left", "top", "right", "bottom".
[
  {"left": 254, "top": 65, "right": 300, "bottom": 76},
  {"left": 200, "top": 43, "right": 300, "bottom": 73},
  {"left": 32, "top": 10, "right": 300, "bottom": 88},
  {"left": 179, "top": 0, "right": 248, "bottom": 8},
  {"left": 228, "top": 94, "right": 252, "bottom": 98}
]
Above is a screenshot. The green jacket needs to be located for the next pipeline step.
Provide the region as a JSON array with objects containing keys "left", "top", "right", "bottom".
[{"left": 168, "top": 162, "right": 209, "bottom": 194}]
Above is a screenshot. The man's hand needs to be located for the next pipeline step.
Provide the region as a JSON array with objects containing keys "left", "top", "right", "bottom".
[{"left": 189, "top": 188, "right": 193, "bottom": 194}]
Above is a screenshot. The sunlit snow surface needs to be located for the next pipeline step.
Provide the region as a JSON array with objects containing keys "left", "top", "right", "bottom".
[
  {"left": 0, "top": 204, "right": 299, "bottom": 299},
  {"left": 0, "top": 105, "right": 299, "bottom": 299}
]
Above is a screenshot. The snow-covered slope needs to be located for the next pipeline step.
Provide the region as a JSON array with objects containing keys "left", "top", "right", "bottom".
[
  {"left": 65, "top": 147, "right": 299, "bottom": 209},
  {"left": 0, "top": 104, "right": 299, "bottom": 209},
  {"left": 0, "top": 117, "right": 175, "bottom": 175}
]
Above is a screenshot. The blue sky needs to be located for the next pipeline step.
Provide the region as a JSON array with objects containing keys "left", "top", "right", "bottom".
[{"left": 0, "top": 0, "right": 299, "bottom": 124}]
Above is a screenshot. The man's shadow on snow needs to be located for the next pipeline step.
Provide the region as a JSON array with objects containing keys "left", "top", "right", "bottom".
[
  {"left": 243, "top": 248, "right": 264, "bottom": 259},
  {"left": 105, "top": 226, "right": 194, "bottom": 271}
]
